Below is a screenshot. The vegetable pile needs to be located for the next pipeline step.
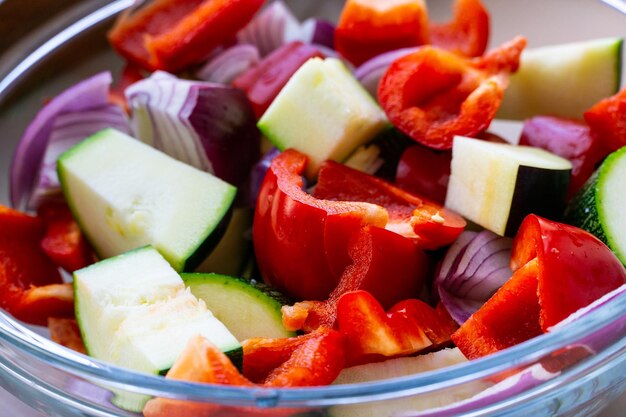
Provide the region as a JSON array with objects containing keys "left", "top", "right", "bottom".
[{"left": 3, "top": 0, "right": 626, "bottom": 416}]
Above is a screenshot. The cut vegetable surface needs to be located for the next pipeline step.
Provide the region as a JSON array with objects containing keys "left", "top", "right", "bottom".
[
  {"left": 258, "top": 57, "right": 388, "bottom": 179},
  {"left": 58, "top": 128, "right": 236, "bottom": 272},
  {"left": 182, "top": 273, "right": 294, "bottom": 341},
  {"left": 566, "top": 146, "right": 626, "bottom": 265},
  {"left": 498, "top": 38, "right": 623, "bottom": 120},
  {"left": 74, "top": 247, "right": 240, "bottom": 376},
  {"left": 445, "top": 136, "right": 572, "bottom": 236}
]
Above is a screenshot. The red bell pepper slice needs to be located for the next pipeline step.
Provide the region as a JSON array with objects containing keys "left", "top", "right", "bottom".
[
  {"left": 282, "top": 225, "right": 428, "bottom": 333},
  {"left": 511, "top": 214, "right": 626, "bottom": 329},
  {"left": 395, "top": 145, "right": 452, "bottom": 205},
  {"left": 38, "top": 201, "right": 94, "bottom": 273},
  {"left": 233, "top": 42, "right": 324, "bottom": 119},
  {"left": 519, "top": 116, "right": 609, "bottom": 199},
  {"left": 378, "top": 37, "right": 526, "bottom": 150},
  {"left": 254, "top": 149, "right": 388, "bottom": 301},
  {"left": 12, "top": 283, "right": 74, "bottom": 326},
  {"left": 335, "top": 0, "right": 429, "bottom": 66},
  {"left": 0, "top": 205, "right": 64, "bottom": 324},
  {"left": 336, "top": 290, "right": 432, "bottom": 366},
  {"left": 452, "top": 258, "right": 542, "bottom": 360},
  {"left": 452, "top": 215, "right": 626, "bottom": 360},
  {"left": 388, "top": 300, "right": 459, "bottom": 349},
  {"left": 143, "top": 335, "right": 252, "bottom": 417},
  {"left": 584, "top": 87, "right": 626, "bottom": 152},
  {"left": 254, "top": 149, "right": 430, "bottom": 304},
  {"left": 108, "top": 0, "right": 264, "bottom": 72},
  {"left": 48, "top": 317, "right": 86, "bottom": 354},
  {"left": 314, "top": 160, "right": 465, "bottom": 250},
  {"left": 430, "top": 0, "right": 490, "bottom": 58}
]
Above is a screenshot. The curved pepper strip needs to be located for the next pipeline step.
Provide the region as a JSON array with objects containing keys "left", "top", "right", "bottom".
[
  {"left": 335, "top": 291, "right": 459, "bottom": 367},
  {"left": 254, "top": 150, "right": 438, "bottom": 303},
  {"left": 452, "top": 215, "right": 626, "bottom": 360},
  {"left": 430, "top": 0, "right": 490, "bottom": 57},
  {"left": 282, "top": 225, "right": 428, "bottom": 333},
  {"left": 335, "top": 0, "right": 429, "bottom": 66},
  {"left": 144, "top": 330, "right": 344, "bottom": 417},
  {"left": 378, "top": 37, "right": 526, "bottom": 150},
  {"left": 108, "top": 0, "right": 264, "bottom": 72},
  {"left": 584, "top": 87, "right": 626, "bottom": 153}
]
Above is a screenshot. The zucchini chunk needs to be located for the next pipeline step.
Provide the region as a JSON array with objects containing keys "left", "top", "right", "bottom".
[
  {"left": 498, "top": 38, "right": 623, "bottom": 120},
  {"left": 566, "top": 146, "right": 626, "bottom": 265},
  {"left": 445, "top": 136, "right": 572, "bottom": 236},
  {"left": 58, "top": 128, "right": 236, "bottom": 272}
]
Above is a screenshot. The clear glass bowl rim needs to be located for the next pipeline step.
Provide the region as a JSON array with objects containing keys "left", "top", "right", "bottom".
[{"left": 0, "top": 0, "right": 624, "bottom": 409}]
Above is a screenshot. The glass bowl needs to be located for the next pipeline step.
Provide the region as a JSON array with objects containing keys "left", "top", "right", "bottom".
[{"left": 0, "top": 1, "right": 625, "bottom": 416}]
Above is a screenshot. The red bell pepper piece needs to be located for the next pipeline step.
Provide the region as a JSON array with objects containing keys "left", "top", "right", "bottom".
[
  {"left": 12, "top": 283, "right": 74, "bottom": 326},
  {"left": 378, "top": 37, "right": 526, "bottom": 150},
  {"left": 254, "top": 149, "right": 430, "bottom": 304},
  {"left": 452, "top": 215, "right": 626, "bottom": 360},
  {"left": 388, "top": 300, "right": 459, "bottom": 349},
  {"left": 519, "top": 116, "right": 608, "bottom": 199},
  {"left": 430, "top": 0, "right": 490, "bottom": 58},
  {"left": 0, "top": 205, "right": 64, "bottom": 324},
  {"left": 335, "top": 0, "right": 429, "bottom": 66},
  {"left": 143, "top": 335, "right": 252, "bottom": 417},
  {"left": 233, "top": 42, "right": 324, "bottom": 118},
  {"left": 261, "top": 328, "right": 345, "bottom": 387},
  {"left": 511, "top": 214, "right": 626, "bottom": 329},
  {"left": 48, "top": 317, "right": 86, "bottom": 354},
  {"left": 314, "top": 160, "right": 465, "bottom": 250},
  {"left": 452, "top": 259, "right": 542, "bottom": 359},
  {"left": 282, "top": 225, "right": 428, "bottom": 332},
  {"left": 336, "top": 290, "right": 432, "bottom": 366},
  {"left": 38, "top": 201, "right": 94, "bottom": 273},
  {"left": 584, "top": 87, "right": 626, "bottom": 152},
  {"left": 395, "top": 145, "right": 452, "bottom": 205},
  {"left": 108, "top": 0, "right": 264, "bottom": 72}
]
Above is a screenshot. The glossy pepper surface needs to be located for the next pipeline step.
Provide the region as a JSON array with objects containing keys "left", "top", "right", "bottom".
[{"left": 378, "top": 37, "right": 526, "bottom": 150}]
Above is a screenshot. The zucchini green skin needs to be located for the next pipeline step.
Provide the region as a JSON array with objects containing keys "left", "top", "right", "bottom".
[
  {"left": 566, "top": 147, "right": 626, "bottom": 265},
  {"left": 182, "top": 273, "right": 295, "bottom": 340}
]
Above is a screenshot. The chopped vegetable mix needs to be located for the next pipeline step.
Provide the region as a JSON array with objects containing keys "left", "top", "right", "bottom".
[{"left": 3, "top": 0, "right": 626, "bottom": 415}]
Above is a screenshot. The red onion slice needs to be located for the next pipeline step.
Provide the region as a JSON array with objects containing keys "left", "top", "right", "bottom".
[
  {"left": 285, "top": 18, "right": 336, "bottom": 50},
  {"left": 237, "top": 0, "right": 300, "bottom": 57},
  {"left": 126, "top": 71, "right": 260, "bottom": 187},
  {"left": 354, "top": 47, "right": 421, "bottom": 98},
  {"left": 10, "top": 71, "right": 113, "bottom": 209},
  {"left": 29, "top": 105, "right": 131, "bottom": 209},
  {"left": 435, "top": 230, "right": 513, "bottom": 325},
  {"left": 196, "top": 44, "right": 261, "bottom": 84}
]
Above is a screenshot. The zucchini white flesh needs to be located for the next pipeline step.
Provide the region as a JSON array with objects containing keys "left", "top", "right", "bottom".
[
  {"left": 445, "top": 136, "right": 572, "bottom": 237},
  {"left": 58, "top": 128, "right": 236, "bottom": 272},
  {"left": 498, "top": 38, "right": 623, "bottom": 120},
  {"left": 182, "top": 273, "right": 294, "bottom": 340},
  {"left": 329, "top": 349, "right": 490, "bottom": 417},
  {"left": 565, "top": 146, "right": 626, "bottom": 265},
  {"left": 258, "top": 57, "right": 388, "bottom": 179},
  {"left": 74, "top": 246, "right": 240, "bottom": 376}
]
